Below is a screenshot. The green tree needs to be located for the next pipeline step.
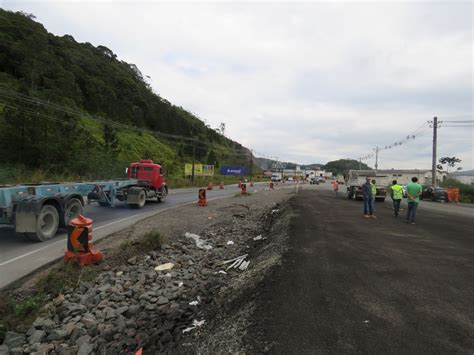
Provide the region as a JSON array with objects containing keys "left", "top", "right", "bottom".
[
  {"left": 437, "top": 157, "right": 462, "bottom": 173},
  {"left": 323, "top": 159, "right": 371, "bottom": 177}
]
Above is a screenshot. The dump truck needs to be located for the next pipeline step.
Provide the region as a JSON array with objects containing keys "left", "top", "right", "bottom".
[
  {"left": 0, "top": 160, "right": 167, "bottom": 242},
  {"left": 346, "top": 170, "right": 388, "bottom": 201}
]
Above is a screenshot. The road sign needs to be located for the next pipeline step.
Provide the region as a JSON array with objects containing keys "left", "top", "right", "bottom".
[{"left": 220, "top": 166, "right": 247, "bottom": 175}]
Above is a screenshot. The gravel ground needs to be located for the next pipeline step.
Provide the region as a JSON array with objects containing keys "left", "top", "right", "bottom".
[{"left": 1, "top": 186, "right": 298, "bottom": 354}]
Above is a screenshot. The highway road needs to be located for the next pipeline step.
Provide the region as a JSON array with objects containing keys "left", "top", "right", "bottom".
[
  {"left": 0, "top": 182, "right": 272, "bottom": 289},
  {"left": 248, "top": 187, "right": 474, "bottom": 353},
  {"left": 1, "top": 182, "right": 472, "bottom": 289}
]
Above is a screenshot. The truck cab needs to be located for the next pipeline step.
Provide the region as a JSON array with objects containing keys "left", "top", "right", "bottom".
[{"left": 127, "top": 160, "right": 166, "bottom": 189}]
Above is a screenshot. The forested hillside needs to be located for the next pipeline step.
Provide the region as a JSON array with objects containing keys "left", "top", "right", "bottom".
[{"left": 0, "top": 9, "right": 249, "bottom": 183}]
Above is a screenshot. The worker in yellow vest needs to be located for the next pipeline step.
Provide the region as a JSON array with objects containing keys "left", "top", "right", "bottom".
[
  {"left": 371, "top": 179, "right": 377, "bottom": 211},
  {"left": 390, "top": 180, "right": 404, "bottom": 217}
]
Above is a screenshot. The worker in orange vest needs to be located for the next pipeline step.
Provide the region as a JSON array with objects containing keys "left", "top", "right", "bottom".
[{"left": 332, "top": 180, "right": 339, "bottom": 198}]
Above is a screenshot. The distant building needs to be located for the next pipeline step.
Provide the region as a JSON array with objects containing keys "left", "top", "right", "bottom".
[{"left": 449, "top": 170, "right": 474, "bottom": 184}]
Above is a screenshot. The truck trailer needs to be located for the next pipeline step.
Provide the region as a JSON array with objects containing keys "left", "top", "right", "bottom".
[
  {"left": 346, "top": 170, "right": 388, "bottom": 201},
  {"left": 0, "top": 160, "right": 167, "bottom": 242}
]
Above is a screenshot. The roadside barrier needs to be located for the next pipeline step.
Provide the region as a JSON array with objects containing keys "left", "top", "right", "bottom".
[
  {"left": 446, "top": 187, "right": 459, "bottom": 204},
  {"left": 198, "top": 188, "right": 207, "bottom": 206},
  {"left": 207, "top": 181, "right": 213, "bottom": 190},
  {"left": 64, "top": 215, "right": 103, "bottom": 266},
  {"left": 219, "top": 181, "right": 224, "bottom": 189},
  {"left": 241, "top": 184, "right": 248, "bottom": 195}
]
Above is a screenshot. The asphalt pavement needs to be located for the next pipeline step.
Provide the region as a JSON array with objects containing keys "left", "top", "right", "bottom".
[
  {"left": 0, "top": 182, "right": 271, "bottom": 289},
  {"left": 249, "top": 186, "right": 474, "bottom": 354}
]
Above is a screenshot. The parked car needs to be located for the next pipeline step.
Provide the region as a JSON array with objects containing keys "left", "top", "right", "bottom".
[{"left": 421, "top": 187, "right": 449, "bottom": 202}]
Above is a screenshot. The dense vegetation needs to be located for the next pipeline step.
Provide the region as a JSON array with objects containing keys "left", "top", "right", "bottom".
[
  {"left": 0, "top": 9, "right": 250, "bottom": 183},
  {"left": 323, "top": 159, "right": 372, "bottom": 176}
]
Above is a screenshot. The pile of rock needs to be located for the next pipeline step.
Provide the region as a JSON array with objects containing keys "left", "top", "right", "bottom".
[{"left": 1, "top": 203, "right": 269, "bottom": 355}]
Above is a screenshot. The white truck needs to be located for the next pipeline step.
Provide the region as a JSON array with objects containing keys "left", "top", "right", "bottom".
[
  {"left": 271, "top": 172, "right": 283, "bottom": 182},
  {"left": 346, "top": 170, "right": 389, "bottom": 201}
]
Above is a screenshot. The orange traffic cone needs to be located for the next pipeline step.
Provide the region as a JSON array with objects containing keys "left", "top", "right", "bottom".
[
  {"left": 64, "top": 215, "right": 103, "bottom": 266},
  {"left": 219, "top": 181, "right": 224, "bottom": 189},
  {"left": 207, "top": 181, "right": 213, "bottom": 190},
  {"left": 198, "top": 189, "right": 207, "bottom": 206}
]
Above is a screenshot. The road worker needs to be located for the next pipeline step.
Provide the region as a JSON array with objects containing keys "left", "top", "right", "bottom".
[
  {"left": 362, "top": 177, "right": 375, "bottom": 218},
  {"left": 405, "top": 176, "right": 422, "bottom": 224},
  {"left": 371, "top": 179, "right": 377, "bottom": 211},
  {"left": 390, "top": 180, "right": 404, "bottom": 217},
  {"left": 332, "top": 180, "right": 339, "bottom": 197}
]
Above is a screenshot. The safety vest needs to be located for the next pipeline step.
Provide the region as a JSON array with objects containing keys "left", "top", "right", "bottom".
[
  {"left": 391, "top": 184, "right": 403, "bottom": 200},
  {"left": 371, "top": 184, "right": 377, "bottom": 196}
]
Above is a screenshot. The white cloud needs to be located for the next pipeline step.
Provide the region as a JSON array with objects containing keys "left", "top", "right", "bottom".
[{"left": 3, "top": 1, "right": 473, "bottom": 168}]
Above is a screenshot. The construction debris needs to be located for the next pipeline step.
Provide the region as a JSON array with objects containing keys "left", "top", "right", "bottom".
[
  {"left": 182, "top": 319, "right": 206, "bottom": 334},
  {"left": 154, "top": 262, "right": 175, "bottom": 271},
  {"left": 184, "top": 232, "right": 213, "bottom": 250},
  {"left": 224, "top": 254, "right": 249, "bottom": 271}
]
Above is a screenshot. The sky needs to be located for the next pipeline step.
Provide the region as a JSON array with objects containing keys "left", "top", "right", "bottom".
[{"left": 2, "top": 0, "right": 473, "bottom": 170}]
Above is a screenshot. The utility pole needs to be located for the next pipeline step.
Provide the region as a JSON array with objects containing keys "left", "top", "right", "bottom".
[
  {"left": 431, "top": 116, "right": 438, "bottom": 187},
  {"left": 249, "top": 149, "right": 253, "bottom": 180},
  {"left": 374, "top": 146, "right": 379, "bottom": 174},
  {"left": 191, "top": 139, "right": 196, "bottom": 184}
]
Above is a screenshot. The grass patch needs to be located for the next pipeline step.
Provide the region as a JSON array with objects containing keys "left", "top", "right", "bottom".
[{"left": 0, "top": 261, "right": 99, "bottom": 342}]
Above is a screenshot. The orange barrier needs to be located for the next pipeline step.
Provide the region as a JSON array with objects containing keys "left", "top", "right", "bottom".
[
  {"left": 207, "top": 181, "right": 213, "bottom": 190},
  {"left": 219, "top": 181, "right": 224, "bottom": 189},
  {"left": 64, "top": 215, "right": 103, "bottom": 266},
  {"left": 241, "top": 183, "right": 248, "bottom": 195},
  {"left": 446, "top": 187, "right": 459, "bottom": 204},
  {"left": 198, "top": 188, "right": 207, "bottom": 206}
]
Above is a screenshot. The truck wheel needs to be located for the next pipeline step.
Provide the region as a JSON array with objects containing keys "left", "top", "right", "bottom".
[
  {"left": 65, "top": 198, "right": 82, "bottom": 226},
  {"left": 130, "top": 189, "right": 146, "bottom": 209},
  {"left": 157, "top": 186, "right": 168, "bottom": 202},
  {"left": 26, "top": 205, "right": 59, "bottom": 242}
]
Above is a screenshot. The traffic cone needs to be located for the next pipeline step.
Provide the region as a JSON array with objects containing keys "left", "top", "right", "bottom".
[
  {"left": 198, "top": 189, "right": 207, "bottom": 206},
  {"left": 219, "top": 181, "right": 224, "bottom": 189},
  {"left": 207, "top": 181, "right": 213, "bottom": 190},
  {"left": 64, "top": 215, "right": 103, "bottom": 266}
]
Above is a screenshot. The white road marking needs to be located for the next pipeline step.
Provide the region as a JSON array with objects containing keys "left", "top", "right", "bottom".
[{"left": 0, "top": 193, "right": 232, "bottom": 268}]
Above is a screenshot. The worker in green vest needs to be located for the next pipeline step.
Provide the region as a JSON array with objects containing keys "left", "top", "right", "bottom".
[
  {"left": 371, "top": 179, "right": 377, "bottom": 211},
  {"left": 390, "top": 180, "right": 404, "bottom": 217}
]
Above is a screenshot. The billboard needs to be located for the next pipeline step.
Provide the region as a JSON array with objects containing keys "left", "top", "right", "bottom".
[
  {"left": 184, "top": 164, "right": 214, "bottom": 176},
  {"left": 220, "top": 166, "right": 247, "bottom": 176}
]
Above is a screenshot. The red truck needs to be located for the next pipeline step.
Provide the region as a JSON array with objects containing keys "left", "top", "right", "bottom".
[{"left": 123, "top": 159, "right": 168, "bottom": 207}]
